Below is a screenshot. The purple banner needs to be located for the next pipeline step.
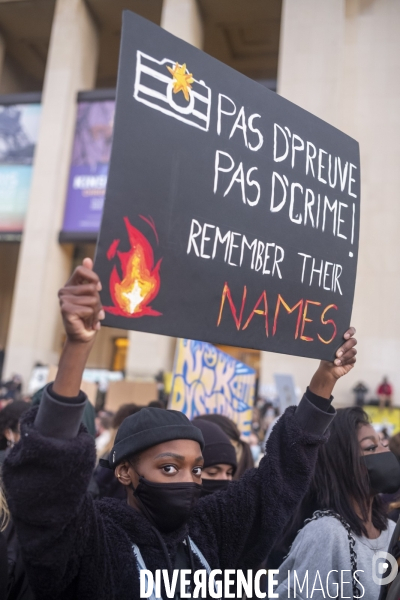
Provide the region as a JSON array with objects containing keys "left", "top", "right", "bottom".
[{"left": 62, "top": 100, "right": 115, "bottom": 233}]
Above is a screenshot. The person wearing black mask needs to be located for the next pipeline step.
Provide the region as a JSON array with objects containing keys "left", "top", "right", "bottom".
[
  {"left": 191, "top": 419, "right": 237, "bottom": 495},
  {"left": 275, "top": 406, "right": 400, "bottom": 600},
  {"left": 3, "top": 259, "right": 358, "bottom": 600},
  {"left": 198, "top": 413, "right": 254, "bottom": 479}
]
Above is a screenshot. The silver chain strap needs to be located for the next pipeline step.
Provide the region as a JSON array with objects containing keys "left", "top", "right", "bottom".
[{"left": 304, "top": 510, "right": 362, "bottom": 599}]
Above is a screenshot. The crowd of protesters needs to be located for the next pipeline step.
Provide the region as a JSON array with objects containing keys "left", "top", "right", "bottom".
[{"left": 0, "top": 259, "right": 399, "bottom": 600}]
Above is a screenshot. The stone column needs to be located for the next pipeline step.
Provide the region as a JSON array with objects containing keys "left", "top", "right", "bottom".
[
  {"left": 277, "top": 0, "right": 344, "bottom": 128},
  {"left": 4, "top": 0, "right": 99, "bottom": 385},
  {"left": 125, "top": 0, "right": 204, "bottom": 379},
  {"left": 161, "top": 0, "right": 203, "bottom": 48}
]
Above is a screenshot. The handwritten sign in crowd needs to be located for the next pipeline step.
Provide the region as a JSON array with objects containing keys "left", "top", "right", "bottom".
[
  {"left": 95, "top": 11, "right": 360, "bottom": 360},
  {"left": 169, "top": 339, "right": 255, "bottom": 438}
]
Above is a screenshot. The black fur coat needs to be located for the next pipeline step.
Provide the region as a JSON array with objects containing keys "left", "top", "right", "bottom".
[{"left": 3, "top": 394, "right": 332, "bottom": 599}]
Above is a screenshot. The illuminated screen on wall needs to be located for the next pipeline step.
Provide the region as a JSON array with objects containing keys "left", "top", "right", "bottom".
[
  {"left": 0, "top": 100, "right": 41, "bottom": 239},
  {"left": 61, "top": 97, "right": 115, "bottom": 241}
]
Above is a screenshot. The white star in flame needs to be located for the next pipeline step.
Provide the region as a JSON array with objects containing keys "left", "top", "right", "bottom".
[{"left": 122, "top": 281, "right": 145, "bottom": 314}]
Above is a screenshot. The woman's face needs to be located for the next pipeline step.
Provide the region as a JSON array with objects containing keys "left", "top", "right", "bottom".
[
  {"left": 115, "top": 439, "right": 204, "bottom": 513},
  {"left": 358, "top": 424, "right": 390, "bottom": 455},
  {"left": 201, "top": 464, "right": 234, "bottom": 481},
  {"left": 116, "top": 439, "right": 204, "bottom": 486}
]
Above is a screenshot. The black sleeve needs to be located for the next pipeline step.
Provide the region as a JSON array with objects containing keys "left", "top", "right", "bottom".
[
  {"left": 2, "top": 384, "right": 101, "bottom": 597},
  {"left": 295, "top": 388, "right": 335, "bottom": 435},
  {"left": 189, "top": 392, "right": 335, "bottom": 571},
  {"left": 34, "top": 382, "right": 87, "bottom": 439},
  {"left": 305, "top": 386, "right": 333, "bottom": 412}
]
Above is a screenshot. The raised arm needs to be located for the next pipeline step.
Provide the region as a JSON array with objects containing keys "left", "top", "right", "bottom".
[
  {"left": 54, "top": 258, "right": 103, "bottom": 394},
  {"left": 189, "top": 330, "right": 357, "bottom": 570},
  {"left": 2, "top": 259, "right": 106, "bottom": 596},
  {"left": 34, "top": 258, "right": 104, "bottom": 437}
]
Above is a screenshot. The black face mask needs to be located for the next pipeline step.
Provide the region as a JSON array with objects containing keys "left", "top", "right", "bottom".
[
  {"left": 362, "top": 452, "right": 400, "bottom": 494},
  {"left": 132, "top": 476, "right": 202, "bottom": 533},
  {"left": 201, "top": 478, "right": 231, "bottom": 497}
]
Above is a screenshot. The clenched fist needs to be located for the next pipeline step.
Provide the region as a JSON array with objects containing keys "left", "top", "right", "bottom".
[{"left": 58, "top": 258, "right": 105, "bottom": 344}]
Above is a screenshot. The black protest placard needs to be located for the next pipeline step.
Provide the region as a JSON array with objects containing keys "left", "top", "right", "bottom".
[{"left": 94, "top": 11, "right": 360, "bottom": 361}]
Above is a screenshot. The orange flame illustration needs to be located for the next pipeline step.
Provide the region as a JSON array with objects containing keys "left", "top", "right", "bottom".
[{"left": 104, "top": 216, "right": 162, "bottom": 318}]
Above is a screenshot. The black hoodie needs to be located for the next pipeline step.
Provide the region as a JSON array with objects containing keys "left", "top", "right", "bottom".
[{"left": 2, "top": 384, "right": 334, "bottom": 599}]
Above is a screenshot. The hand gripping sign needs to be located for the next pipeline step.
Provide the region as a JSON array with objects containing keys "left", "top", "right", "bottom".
[{"left": 94, "top": 11, "right": 360, "bottom": 361}]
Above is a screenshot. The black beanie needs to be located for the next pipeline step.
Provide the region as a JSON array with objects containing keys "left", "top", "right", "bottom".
[
  {"left": 193, "top": 419, "right": 237, "bottom": 473},
  {"left": 100, "top": 408, "right": 204, "bottom": 469}
]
